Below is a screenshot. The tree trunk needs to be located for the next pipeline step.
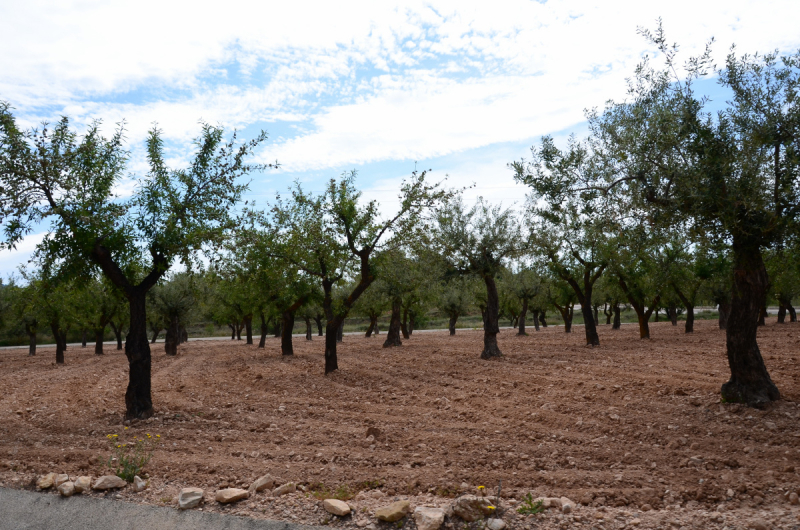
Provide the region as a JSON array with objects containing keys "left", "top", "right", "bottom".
[
  {"left": 778, "top": 304, "right": 787, "bottom": 323},
  {"left": 789, "top": 304, "right": 797, "bottom": 322},
  {"left": 305, "top": 316, "right": 313, "bottom": 340},
  {"left": 757, "top": 305, "right": 767, "bottom": 326},
  {"left": 720, "top": 243, "right": 779, "bottom": 407},
  {"left": 51, "top": 321, "right": 64, "bottom": 364},
  {"left": 281, "top": 310, "right": 295, "bottom": 356},
  {"left": 481, "top": 275, "right": 502, "bottom": 359},
  {"left": 668, "top": 304, "right": 678, "bottom": 326},
  {"left": 383, "top": 300, "right": 402, "bottom": 347},
  {"left": 315, "top": 316, "right": 324, "bottom": 336},
  {"left": 618, "top": 277, "right": 658, "bottom": 339},
  {"left": 448, "top": 313, "right": 458, "bottom": 336},
  {"left": 400, "top": 308, "right": 410, "bottom": 340},
  {"left": 236, "top": 320, "right": 244, "bottom": 340},
  {"left": 244, "top": 314, "right": 253, "bottom": 345},
  {"left": 654, "top": 308, "right": 659, "bottom": 322},
  {"left": 180, "top": 326, "right": 188, "bottom": 343},
  {"left": 124, "top": 291, "right": 154, "bottom": 419},
  {"left": 324, "top": 319, "right": 340, "bottom": 374},
  {"left": 531, "top": 309, "right": 540, "bottom": 331},
  {"left": 612, "top": 304, "right": 621, "bottom": 330},
  {"left": 517, "top": 299, "right": 528, "bottom": 336},
  {"left": 365, "top": 315, "right": 377, "bottom": 338},
  {"left": 538, "top": 310, "right": 547, "bottom": 328},
  {"left": 685, "top": 305, "right": 695, "bottom": 333},
  {"left": 150, "top": 327, "right": 161, "bottom": 344},
  {"left": 229, "top": 323, "right": 236, "bottom": 340},
  {"left": 408, "top": 312, "right": 416, "bottom": 336},
  {"left": 273, "top": 319, "right": 281, "bottom": 338},
  {"left": 593, "top": 304, "right": 599, "bottom": 326},
  {"left": 604, "top": 303, "right": 612, "bottom": 325},
  {"left": 718, "top": 299, "right": 731, "bottom": 330},
  {"left": 110, "top": 321, "right": 123, "bottom": 350},
  {"left": 94, "top": 328, "right": 105, "bottom": 355},
  {"left": 164, "top": 314, "right": 178, "bottom": 356},
  {"left": 82, "top": 330, "right": 87, "bottom": 348},
  {"left": 27, "top": 330, "right": 36, "bottom": 356},
  {"left": 337, "top": 319, "right": 344, "bottom": 342},
  {"left": 258, "top": 313, "right": 268, "bottom": 348}
]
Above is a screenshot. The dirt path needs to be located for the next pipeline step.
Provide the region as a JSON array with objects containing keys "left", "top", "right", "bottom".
[{"left": 1, "top": 320, "right": 799, "bottom": 529}]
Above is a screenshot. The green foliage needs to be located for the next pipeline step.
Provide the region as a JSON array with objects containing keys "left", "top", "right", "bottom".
[
  {"left": 516, "top": 493, "right": 544, "bottom": 515},
  {"left": 105, "top": 432, "right": 160, "bottom": 482}
]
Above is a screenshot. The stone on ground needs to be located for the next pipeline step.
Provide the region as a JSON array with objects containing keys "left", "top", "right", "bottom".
[
  {"left": 375, "top": 500, "right": 411, "bottom": 522},
  {"left": 249, "top": 474, "right": 275, "bottom": 493},
  {"left": 92, "top": 475, "right": 127, "bottom": 490},
  {"left": 272, "top": 482, "right": 296, "bottom": 496},
  {"left": 178, "top": 487, "right": 204, "bottom": 510},
  {"left": 323, "top": 499, "right": 351, "bottom": 516},
  {"left": 73, "top": 476, "right": 91, "bottom": 494},
  {"left": 215, "top": 488, "right": 249, "bottom": 504},
  {"left": 54, "top": 474, "right": 69, "bottom": 487},
  {"left": 560, "top": 497, "right": 575, "bottom": 514},
  {"left": 57, "top": 481, "right": 75, "bottom": 497},
  {"left": 486, "top": 519, "right": 506, "bottom": 530},
  {"left": 413, "top": 506, "right": 445, "bottom": 530},
  {"left": 133, "top": 475, "right": 147, "bottom": 492},
  {"left": 36, "top": 473, "right": 56, "bottom": 490},
  {"left": 452, "top": 495, "right": 494, "bottom": 522}
]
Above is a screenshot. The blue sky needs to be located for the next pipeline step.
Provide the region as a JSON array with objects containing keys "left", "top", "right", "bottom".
[{"left": 1, "top": 1, "right": 799, "bottom": 278}]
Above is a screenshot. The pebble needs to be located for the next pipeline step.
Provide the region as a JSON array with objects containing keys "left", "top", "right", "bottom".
[
  {"left": 215, "top": 488, "right": 249, "bottom": 504},
  {"left": 413, "top": 506, "right": 445, "bottom": 530},
  {"left": 133, "top": 475, "right": 147, "bottom": 492},
  {"left": 249, "top": 474, "right": 275, "bottom": 494},
  {"left": 36, "top": 473, "right": 56, "bottom": 490},
  {"left": 749, "top": 520, "right": 769, "bottom": 530},
  {"left": 486, "top": 519, "right": 506, "bottom": 530},
  {"left": 74, "top": 476, "right": 91, "bottom": 494},
  {"left": 560, "top": 497, "right": 574, "bottom": 514},
  {"left": 57, "top": 481, "right": 75, "bottom": 497},
  {"left": 178, "top": 487, "right": 204, "bottom": 510},
  {"left": 92, "top": 475, "right": 127, "bottom": 490},
  {"left": 789, "top": 492, "right": 799, "bottom": 505},
  {"left": 323, "top": 499, "right": 351, "bottom": 516},
  {"left": 452, "top": 495, "right": 495, "bottom": 522},
  {"left": 375, "top": 500, "right": 411, "bottom": 522},
  {"left": 54, "top": 474, "right": 69, "bottom": 487},
  {"left": 273, "top": 482, "right": 296, "bottom": 496}
]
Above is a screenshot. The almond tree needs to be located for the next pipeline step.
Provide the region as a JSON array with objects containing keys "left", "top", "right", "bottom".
[
  {"left": 433, "top": 196, "right": 523, "bottom": 359},
  {"left": 0, "top": 104, "right": 270, "bottom": 418}
]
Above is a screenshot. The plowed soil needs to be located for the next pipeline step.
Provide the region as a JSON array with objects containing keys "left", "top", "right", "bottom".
[{"left": 2, "top": 319, "right": 800, "bottom": 529}]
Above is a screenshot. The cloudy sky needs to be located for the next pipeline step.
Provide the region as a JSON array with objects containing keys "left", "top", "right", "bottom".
[{"left": 1, "top": 0, "right": 799, "bottom": 277}]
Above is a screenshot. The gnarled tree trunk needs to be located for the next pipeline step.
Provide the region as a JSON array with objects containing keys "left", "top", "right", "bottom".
[
  {"left": 124, "top": 291, "right": 153, "bottom": 419},
  {"left": 721, "top": 242, "right": 779, "bottom": 407},
  {"left": 50, "top": 321, "right": 65, "bottom": 364},
  {"left": 244, "top": 314, "right": 253, "bottom": 345},
  {"left": 150, "top": 327, "right": 161, "bottom": 344},
  {"left": 315, "top": 316, "right": 324, "bottom": 336},
  {"left": 82, "top": 330, "right": 87, "bottom": 348},
  {"left": 305, "top": 316, "right": 313, "bottom": 340},
  {"left": 612, "top": 304, "right": 621, "bottom": 330},
  {"left": 281, "top": 310, "right": 295, "bottom": 356},
  {"left": 27, "top": 329, "right": 36, "bottom": 356},
  {"left": 95, "top": 328, "right": 105, "bottom": 355},
  {"left": 164, "top": 315, "right": 179, "bottom": 356},
  {"left": 531, "top": 309, "right": 540, "bottom": 331},
  {"left": 258, "top": 313, "right": 268, "bottom": 348},
  {"left": 538, "top": 310, "right": 547, "bottom": 328},
  {"left": 229, "top": 323, "right": 236, "bottom": 340},
  {"left": 109, "top": 321, "right": 123, "bottom": 350},
  {"left": 383, "top": 300, "right": 402, "bottom": 347},
  {"left": 448, "top": 313, "right": 458, "bottom": 336},
  {"left": 481, "top": 275, "right": 502, "bottom": 359},
  {"left": 517, "top": 299, "right": 528, "bottom": 336}
]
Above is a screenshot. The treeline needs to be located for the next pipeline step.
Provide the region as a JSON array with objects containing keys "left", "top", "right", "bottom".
[{"left": 1, "top": 26, "right": 798, "bottom": 418}]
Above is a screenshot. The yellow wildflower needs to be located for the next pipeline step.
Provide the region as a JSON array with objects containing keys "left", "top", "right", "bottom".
[
  {"left": 477, "top": 486, "right": 485, "bottom": 490},
  {"left": 124, "top": 427, "right": 128, "bottom": 430},
  {"left": 487, "top": 506, "right": 496, "bottom": 511}
]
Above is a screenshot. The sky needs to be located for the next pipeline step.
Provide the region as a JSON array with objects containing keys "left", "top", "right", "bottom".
[{"left": 1, "top": 0, "right": 799, "bottom": 278}]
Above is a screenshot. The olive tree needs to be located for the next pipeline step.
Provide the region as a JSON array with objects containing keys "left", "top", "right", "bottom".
[{"left": 0, "top": 104, "right": 270, "bottom": 418}]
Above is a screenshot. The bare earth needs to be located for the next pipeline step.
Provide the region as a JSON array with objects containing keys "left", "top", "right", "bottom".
[{"left": 1, "top": 320, "right": 800, "bottom": 529}]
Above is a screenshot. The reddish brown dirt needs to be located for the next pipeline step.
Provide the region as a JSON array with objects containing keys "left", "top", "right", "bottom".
[{"left": 1, "top": 320, "right": 800, "bottom": 529}]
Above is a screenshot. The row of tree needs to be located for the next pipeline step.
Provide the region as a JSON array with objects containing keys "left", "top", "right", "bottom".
[{"left": 0, "top": 25, "right": 797, "bottom": 417}]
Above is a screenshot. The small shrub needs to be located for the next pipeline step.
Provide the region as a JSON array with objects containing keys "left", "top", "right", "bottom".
[
  {"left": 516, "top": 493, "right": 544, "bottom": 515},
  {"left": 105, "top": 431, "right": 161, "bottom": 482}
]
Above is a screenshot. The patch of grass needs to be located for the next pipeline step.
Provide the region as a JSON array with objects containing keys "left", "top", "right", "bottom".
[{"left": 516, "top": 493, "right": 544, "bottom": 515}]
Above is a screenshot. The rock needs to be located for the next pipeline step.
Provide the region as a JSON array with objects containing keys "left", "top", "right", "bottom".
[
  {"left": 323, "top": 499, "right": 351, "bottom": 516},
  {"left": 215, "top": 488, "right": 249, "bottom": 504},
  {"left": 54, "top": 474, "right": 69, "bottom": 487},
  {"left": 560, "top": 497, "right": 575, "bottom": 514},
  {"left": 640, "top": 504, "right": 652, "bottom": 512},
  {"left": 413, "top": 506, "right": 445, "bottom": 530},
  {"left": 486, "top": 519, "right": 506, "bottom": 530},
  {"left": 92, "top": 475, "right": 127, "bottom": 490},
  {"left": 789, "top": 492, "right": 799, "bottom": 505},
  {"left": 57, "top": 481, "right": 75, "bottom": 497},
  {"left": 178, "top": 487, "right": 204, "bottom": 510},
  {"left": 249, "top": 474, "right": 275, "bottom": 493},
  {"left": 375, "top": 500, "right": 412, "bottom": 522},
  {"left": 272, "top": 482, "right": 296, "bottom": 496},
  {"left": 630, "top": 518, "right": 641, "bottom": 526},
  {"left": 36, "top": 473, "right": 56, "bottom": 490},
  {"left": 709, "top": 512, "right": 724, "bottom": 523},
  {"left": 74, "top": 476, "right": 91, "bottom": 493},
  {"left": 748, "top": 520, "right": 769, "bottom": 530},
  {"left": 452, "top": 495, "right": 495, "bottom": 522},
  {"left": 133, "top": 475, "right": 147, "bottom": 492}
]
